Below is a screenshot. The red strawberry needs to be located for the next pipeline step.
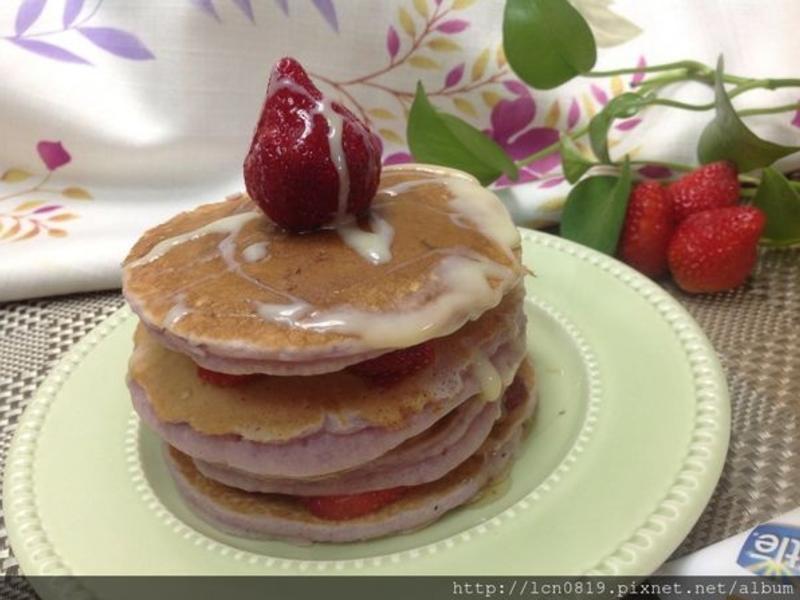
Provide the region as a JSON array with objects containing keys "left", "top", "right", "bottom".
[
  {"left": 618, "top": 181, "right": 675, "bottom": 278},
  {"left": 299, "top": 487, "right": 408, "bottom": 520},
  {"left": 667, "top": 161, "right": 740, "bottom": 222},
  {"left": 348, "top": 343, "right": 435, "bottom": 386},
  {"left": 197, "top": 367, "right": 259, "bottom": 387},
  {"left": 667, "top": 206, "right": 765, "bottom": 294},
  {"left": 244, "top": 57, "right": 382, "bottom": 232}
]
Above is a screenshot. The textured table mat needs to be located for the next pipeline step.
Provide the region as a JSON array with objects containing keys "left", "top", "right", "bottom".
[{"left": 0, "top": 248, "right": 798, "bottom": 580}]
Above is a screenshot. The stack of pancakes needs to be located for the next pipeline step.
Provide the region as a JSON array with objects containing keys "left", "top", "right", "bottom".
[{"left": 123, "top": 164, "right": 536, "bottom": 542}]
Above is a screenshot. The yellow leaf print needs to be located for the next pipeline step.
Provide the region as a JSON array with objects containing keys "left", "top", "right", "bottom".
[
  {"left": 413, "top": 0, "right": 429, "bottom": 18},
  {"left": 581, "top": 93, "right": 597, "bottom": 119},
  {"left": 575, "top": 141, "right": 594, "bottom": 159},
  {"left": 481, "top": 91, "right": 502, "bottom": 108},
  {"left": 409, "top": 56, "right": 439, "bottom": 69},
  {"left": 13, "top": 200, "right": 45, "bottom": 213},
  {"left": 610, "top": 75, "right": 624, "bottom": 97},
  {"left": 398, "top": 7, "right": 416, "bottom": 37},
  {"left": 1, "top": 168, "right": 32, "bottom": 183},
  {"left": 453, "top": 98, "right": 478, "bottom": 118},
  {"left": 47, "top": 213, "right": 78, "bottom": 222},
  {"left": 379, "top": 129, "right": 405, "bottom": 145},
  {"left": 15, "top": 227, "right": 39, "bottom": 242},
  {"left": 471, "top": 48, "right": 490, "bottom": 81},
  {"left": 47, "top": 228, "right": 68, "bottom": 237},
  {"left": 495, "top": 44, "right": 506, "bottom": 67},
  {"left": 1, "top": 222, "right": 21, "bottom": 240},
  {"left": 368, "top": 108, "right": 396, "bottom": 120},
  {"left": 62, "top": 186, "right": 92, "bottom": 199},
  {"left": 427, "top": 37, "right": 461, "bottom": 52},
  {"left": 544, "top": 101, "right": 561, "bottom": 128},
  {"left": 453, "top": 0, "right": 476, "bottom": 9}
]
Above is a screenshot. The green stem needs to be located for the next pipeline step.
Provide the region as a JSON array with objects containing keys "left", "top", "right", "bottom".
[
  {"left": 514, "top": 124, "right": 589, "bottom": 168},
  {"left": 626, "top": 159, "right": 694, "bottom": 172},
  {"left": 738, "top": 102, "right": 800, "bottom": 117},
  {"left": 647, "top": 98, "right": 714, "bottom": 111},
  {"left": 729, "top": 79, "right": 800, "bottom": 99},
  {"left": 586, "top": 60, "right": 707, "bottom": 78}
]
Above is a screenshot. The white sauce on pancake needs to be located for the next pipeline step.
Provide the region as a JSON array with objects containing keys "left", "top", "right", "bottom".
[
  {"left": 128, "top": 211, "right": 261, "bottom": 268},
  {"left": 473, "top": 352, "right": 502, "bottom": 402},
  {"left": 164, "top": 296, "right": 190, "bottom": 328},
  {"left": 381, "top": 165, "right": 520, "bottom": 257},
  {"left": 255, "top": 250, "right": 512, "bottom": 348},
  {"left": 242, "top": 242, "right": 269, "bottom": 263},
  {"left": 335, "top": 212, "right": 394, "bottom": 265}
]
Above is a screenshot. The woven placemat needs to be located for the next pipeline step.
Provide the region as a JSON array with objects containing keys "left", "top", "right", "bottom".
[{"left": 0, "top": 249, "right": 798, "bottom": 583}]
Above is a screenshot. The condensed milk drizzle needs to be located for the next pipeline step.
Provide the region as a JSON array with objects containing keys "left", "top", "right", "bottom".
[{"left": 130, "top": 165, "right": 521, "bottom": 349}]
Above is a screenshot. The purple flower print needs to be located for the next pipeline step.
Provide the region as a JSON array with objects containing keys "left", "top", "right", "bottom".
[
  {"left": 37, "top": 141, "right": 71, "bottom": 171},
  {"left": 383, "top": 152, "right": 413, "bottom": 166},
  {"left": 485, "top": 89, "right": 559, "bottom": 187}
]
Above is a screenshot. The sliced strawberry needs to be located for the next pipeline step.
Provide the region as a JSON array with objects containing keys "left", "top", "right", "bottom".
[
  {"left": 667, "top": 161, "right": 740, "bottom": 222},
  {"left": 299, "top": 487, "right": 408, "bottom": 520},
  {"left": 196, "top": 366, "right": 259, "bottom": 387},
  {"left": 244, "top": 57, "right": 382, "bottom": 232},
  {"left": 348, "top": 343, "right": 435, "bottom": 386},
  {"left": 618, "top": 181, "right": 675, "bottom": 278},
  {"left": 667, "top": 205, "right": 765, "bottom": 293}
]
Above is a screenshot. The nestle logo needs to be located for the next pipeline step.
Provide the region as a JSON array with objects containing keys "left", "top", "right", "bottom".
[{"left": 737, "top": 522, "right": 800, "bottom": 576}]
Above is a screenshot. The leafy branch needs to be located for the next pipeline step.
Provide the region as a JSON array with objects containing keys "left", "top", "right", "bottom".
[{"left": 406, "top": 0, "right": 800, "bottom": 251}]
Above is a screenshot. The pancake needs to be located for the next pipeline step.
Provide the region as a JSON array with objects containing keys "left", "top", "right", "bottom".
[
  {"left": 193, "top": 397, "right": 502, "bottom": 495},
  {"left": 129, "top": 310, "right": 527, "bottom": 477},
  {"left": 122, "top": 164, "right": 524, "bottom": 375},
  {"left": 165, "top": 361, "right": 536, "bottom": 543},
  {"left": 128, "top": 279, "right": 527, "bottom": 478}
]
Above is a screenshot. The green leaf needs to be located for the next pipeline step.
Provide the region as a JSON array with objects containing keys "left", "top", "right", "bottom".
[
  {"left": 407, "top": 82, "right": 518, "bottom": 185},
  {"left": 559, "top": 133, "right": 592, "bottom": 183},
  {"left": 503, "top": 0, "right": 596, "bottom": 90},
  {"left": 753, "top": 167, "right": 800, "bottom": 246},
  {"left": 697, "top": 57, "right": 800, "bottom": 171},
  {"left": 589, "top": 92, "right": 642, "bottom": 163},
  {"left": 560, "top": 159, "right": 632, "bottom": 254}
]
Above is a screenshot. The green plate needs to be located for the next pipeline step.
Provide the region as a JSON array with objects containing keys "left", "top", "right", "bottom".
[{"left": 4, "top": 230, "right": 729, "bottom": 576}]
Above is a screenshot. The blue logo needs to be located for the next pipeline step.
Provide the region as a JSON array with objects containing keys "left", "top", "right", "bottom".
[{"left": 737, "top": 522, "right": 800, "bottom": 576}]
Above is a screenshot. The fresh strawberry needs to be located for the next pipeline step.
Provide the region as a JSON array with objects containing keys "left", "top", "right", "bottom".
[
  {"left": 348, "top": 343, "right": 435, "bottom": 386},
  {"left": 667, "top": 161, "right": 740, "bottom": 222},
  {"left": 618, "top": 181, "right": 675, "bottom": 278},
  {"left": 197, "top": 367, "right": 259, "bottom": 387},
  {"left": 244, "top": 57, "right": 382, "bottom": 232},
  {"left": 299, "top": 487, "right": 408, "bottom": 520},
  {"left": 667, "top": 206, "right": 765, "bottom": 293}
]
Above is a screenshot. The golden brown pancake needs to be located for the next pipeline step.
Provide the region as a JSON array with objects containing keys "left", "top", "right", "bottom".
[
  {"left": 122, "top": 164, "right": 524, "bottom": 372},
  {"left": 128, "top": 286, "right": 525, "bottom": 443}
]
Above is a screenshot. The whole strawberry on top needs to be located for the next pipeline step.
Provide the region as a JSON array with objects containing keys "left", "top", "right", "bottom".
[
  {"left": 244, "top": 58, "right": 382, "bottom": 232},
  {"left": 667, "top": 161, "right": 740, "bottom": 223}
]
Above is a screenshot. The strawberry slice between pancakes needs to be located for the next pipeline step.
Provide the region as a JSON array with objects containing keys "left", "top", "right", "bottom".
[
  {"left": 348, "top": 342, "right": 435, "bottom": 386},
  {"left": 196, "top": 366, "right": 259, "bottom": 388},
  {"left": 299, "top": 487, "right": 408, "bottom": 520}
]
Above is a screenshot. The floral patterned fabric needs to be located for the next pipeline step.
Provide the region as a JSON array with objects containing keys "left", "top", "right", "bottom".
[{"left": 1, "top": 0, "right": 798, "bottom": 301}]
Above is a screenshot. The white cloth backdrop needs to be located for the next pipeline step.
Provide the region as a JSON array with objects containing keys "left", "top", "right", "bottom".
[{"left": 0, "top": 0, "right": 798, "bottom": 301}]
